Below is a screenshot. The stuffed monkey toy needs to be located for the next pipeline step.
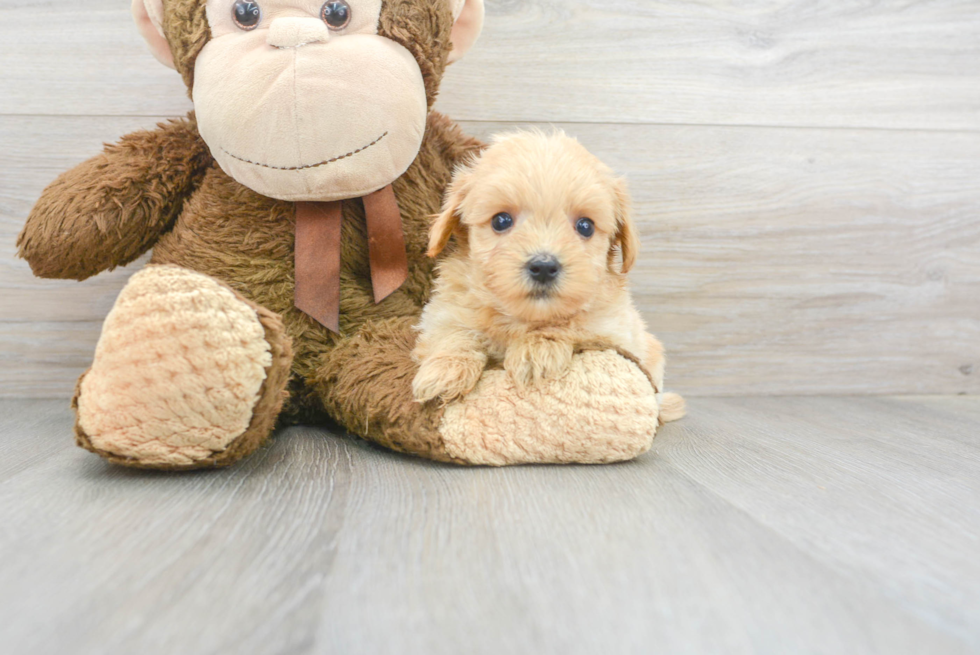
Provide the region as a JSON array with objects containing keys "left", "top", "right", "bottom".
[{"left": 17, "top": 0, "right": 663, "bottom": 469}]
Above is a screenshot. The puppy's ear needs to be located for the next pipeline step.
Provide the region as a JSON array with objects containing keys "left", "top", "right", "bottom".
[
  {"left": 427, "top": 168, "right": 473, "bottom": 258},
  {"left": 612, "top": 178, "right": 640, "bottom": 274}
]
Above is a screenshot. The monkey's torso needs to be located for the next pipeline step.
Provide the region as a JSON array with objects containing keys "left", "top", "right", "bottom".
[{"left": 149, "top": 112, "right": 481, "bottom": 417}]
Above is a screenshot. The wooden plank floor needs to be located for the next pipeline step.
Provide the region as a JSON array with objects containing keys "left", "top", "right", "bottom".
[{"left": 1, "top": 397, "right": 978, "bottom": 655}]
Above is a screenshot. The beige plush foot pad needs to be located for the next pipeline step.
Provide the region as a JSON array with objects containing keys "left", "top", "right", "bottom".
[
  {"left": 75, "top": 265, "right": 283, "bottom": 469},
  {"left": 439, "top": 350, "right": 660, "bottom": 466}
]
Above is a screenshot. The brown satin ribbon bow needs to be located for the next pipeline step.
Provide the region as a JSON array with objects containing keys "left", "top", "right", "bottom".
[{"left": 294, "top": 184, "right": 409, "bottom": 333}]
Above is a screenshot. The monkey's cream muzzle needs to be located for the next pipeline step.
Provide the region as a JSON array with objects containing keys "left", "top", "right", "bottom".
[
  {"left": 194, "top": 29, "right": 427, "bottom": 202},
  {"left": 134, "top": 0, "right": 484, "bottom": 201}
]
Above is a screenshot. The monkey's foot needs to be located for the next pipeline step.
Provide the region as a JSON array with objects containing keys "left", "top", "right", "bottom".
[
  {"left": 439, "top": 349, "right": 661, "bottom": 466},
  {"left": 74, "top": 265, "right": 292, "bottom": 470}
]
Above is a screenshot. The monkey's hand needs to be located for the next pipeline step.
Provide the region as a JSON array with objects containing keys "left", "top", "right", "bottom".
[
  {"left": 17, "top": 115, "right": 211, "bottom": 281},
  {"left": 504, "top": 334, "right": 575, "bottom": 389}
]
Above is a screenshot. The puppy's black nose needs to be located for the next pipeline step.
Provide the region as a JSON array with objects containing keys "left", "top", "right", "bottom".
[{"left": 526, "top": 255, "right": 562, "bottom": 285}]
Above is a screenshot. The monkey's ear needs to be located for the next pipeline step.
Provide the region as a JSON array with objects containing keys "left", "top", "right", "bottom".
[
  {"left": 448, "top": 0, "right": 485, "bottom": 64},
  {"left": 427, "top": 169, "right": 473, "bottom": 258},
  {"left": 132, "top": 0, "right": 176, "bottom": 69},
  {"left": 612, "top": 177, "right": 640, "bottom": 274}
]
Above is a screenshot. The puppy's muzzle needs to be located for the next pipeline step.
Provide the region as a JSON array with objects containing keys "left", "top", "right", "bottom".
[{"left": 526, "top": 255, "right": 562, "bottom": 286}]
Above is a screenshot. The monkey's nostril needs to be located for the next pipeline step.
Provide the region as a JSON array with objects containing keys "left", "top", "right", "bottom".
[{"left": 526, "top": 255, "right": 562, "bottom": 285}]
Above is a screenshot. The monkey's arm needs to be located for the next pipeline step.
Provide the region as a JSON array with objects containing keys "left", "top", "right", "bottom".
[{"left": 17, "top": 116, "right": 212, "bottom": 281}]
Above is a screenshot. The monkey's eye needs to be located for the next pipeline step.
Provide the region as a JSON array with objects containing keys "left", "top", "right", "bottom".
[
  {"left": 575, "top": 218, "right": 596, "bottom": 238},
  {"left": 492, "top": 213, "right": 515, "bottom": 233},
  {"left": 232, "top": 1, "right": 261, "bottom": 30},
  {"left": 321, "top": 1, "right": 352, "bottom": 30}
]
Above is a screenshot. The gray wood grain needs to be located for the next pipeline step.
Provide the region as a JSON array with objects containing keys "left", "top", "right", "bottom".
[
  {"left": 0, "top": 397, "right": 977, "bottom": 654},
  {"left": 2, "top": 1, "right": 979, "bottom": 130},
  {"left": 0, "top": 322, "right": 100, "bottom": 397},
  {"left": 0, "top": 404, "right": 351, "bottom": 655},
  {"left": 3, "top": 116, "right": 978, "bottom": 397}
]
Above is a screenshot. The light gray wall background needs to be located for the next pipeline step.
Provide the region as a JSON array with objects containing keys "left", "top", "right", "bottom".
[{"left": 1, "top": 0, "right": 978, "bottom": 398}]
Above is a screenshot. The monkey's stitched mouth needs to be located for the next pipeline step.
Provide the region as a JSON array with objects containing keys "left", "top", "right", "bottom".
[{"left": 221, "top": 132, "right": 389, "bottom": 171}]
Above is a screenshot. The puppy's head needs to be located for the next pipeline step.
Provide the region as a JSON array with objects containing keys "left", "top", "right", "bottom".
[{"left": 429, "top": 130, "right": 639, "bottom": 323}]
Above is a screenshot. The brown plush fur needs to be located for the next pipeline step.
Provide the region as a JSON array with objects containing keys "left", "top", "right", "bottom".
[
  {"left": 312, "top": 316, "right": 466, "bottom": 464},
  {"left": 20, "top": 1, "right": 484, "bottom": 468},
  {"left": 161, "top": 0, "right": 210, "bottom": 93},
  {"left": 17, "top": 116, "right": 211, "bottom": 280},
  {"left": 378, "top": 0, "right": 455, "bottom": 108}
]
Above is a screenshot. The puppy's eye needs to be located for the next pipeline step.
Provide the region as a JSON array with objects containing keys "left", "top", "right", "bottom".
[
  {"left": 232, "top": 1, "right": 261, "bottom": 30},
  {"left": 492, "top": 212, "right": 515, "bottom": 233},
  {"left": 576, "top": 218, "right": 596, "bottom": 238},
  {"left": 321, "top": 1, "right": 352, "bottom": 30}
]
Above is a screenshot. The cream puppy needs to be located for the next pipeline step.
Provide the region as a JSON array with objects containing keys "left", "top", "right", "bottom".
[{"left": 412, "top": 130, "right": 684, "bottom": 420}]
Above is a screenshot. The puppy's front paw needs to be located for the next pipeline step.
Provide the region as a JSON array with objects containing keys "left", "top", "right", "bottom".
[
  {"left": 504, "top": 336, "right": 574, "bottom": 388},
  {"left": 413, "top": 351, "right": 488, "bottom": 404}
]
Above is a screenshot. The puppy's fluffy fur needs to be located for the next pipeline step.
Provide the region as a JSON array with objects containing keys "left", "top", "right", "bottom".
[{"left": 413, "top": 130, "right": 685, "bottom": 422}]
